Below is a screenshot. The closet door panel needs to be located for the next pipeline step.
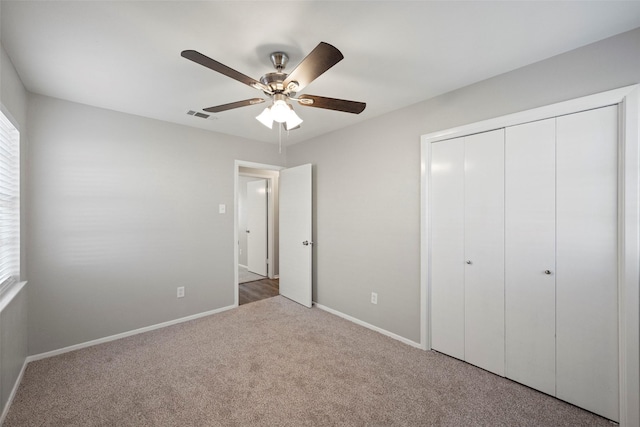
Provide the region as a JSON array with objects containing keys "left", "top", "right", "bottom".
[
  {"left": 430, "top": 138, "right": 465, "bottom": 359},
  {"left": 556, "top": 106, "right": 619, "bottom": 421},
  {"left": 464, "top": 129, "right": 505, "bottom": 376},
  {"left": 505, "top": 119, "right": 556, "bottom": 395}
]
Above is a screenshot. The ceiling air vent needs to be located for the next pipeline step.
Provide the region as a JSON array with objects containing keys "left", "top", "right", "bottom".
[{"left": 186, "top": 110, "right": 215, "bottom": 120}]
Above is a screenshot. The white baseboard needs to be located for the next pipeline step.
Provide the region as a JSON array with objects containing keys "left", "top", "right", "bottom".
[
  {"left": 238, "top": 264, "right": 248, "bottom": 269},
  {"left": 0, "top": 357, "right": 28, "bottom": 425},
  {"left": 27, "top": 304, "right": 235, "bottom": 362},
  {"left": 313, "top": 302, "right": 422, "bottom": 349}
]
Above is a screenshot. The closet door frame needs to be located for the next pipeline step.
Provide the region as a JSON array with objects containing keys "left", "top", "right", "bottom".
[{"left": 420, "top": 84, "right": 639, "bottom": 426}]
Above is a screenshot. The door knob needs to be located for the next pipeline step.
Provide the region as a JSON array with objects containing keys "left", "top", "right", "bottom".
[
  {"left": 302, "top": 241, "right": 314, "bottom": 246},
  {"left": 246, "top": 230, "right": 250, "bottom": 233},
  {"left": 466, "top": 260, "right": 472, "bottom": 265},
  {"left": 544, "top": 270, "right": 552, "bottom": 275}
]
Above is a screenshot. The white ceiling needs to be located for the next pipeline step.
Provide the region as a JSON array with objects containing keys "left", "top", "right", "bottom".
[{"left": 2, "top": 1, "right": 640, "bottom": 145}]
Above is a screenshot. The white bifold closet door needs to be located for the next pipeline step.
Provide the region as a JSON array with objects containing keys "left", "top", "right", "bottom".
[
  {"left": 431, "top": 138, "right": 465, "bottom": 360},
  {"left": 555, "top": 106, "right": 619, "bottom": 421},
  {"left": 430, "top": 129, "right": 505, "bottom": 376},
  {"left": 504, "top": 106, "right": 619, "bottom": 421},
  {"left": 505, "top": 118, "right": 557, "bottom": 395},
  {"left": 464, "top": 130, "right": 505, "bottom": 376}
]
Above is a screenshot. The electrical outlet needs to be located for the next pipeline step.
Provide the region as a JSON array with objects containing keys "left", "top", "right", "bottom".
[
  {"left": 371, "top": 292, "right": 378, "bottom": 305},
  {"left": 177, "top": 286, "right": 185, "bottom": 298},
  {"left": 239, "top": 248, "right": 242, "bottom": 255}
]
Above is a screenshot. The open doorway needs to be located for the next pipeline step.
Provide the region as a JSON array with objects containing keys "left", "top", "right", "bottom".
[{"left": 234, "top": 161, "right": 284, "bottom": 306}]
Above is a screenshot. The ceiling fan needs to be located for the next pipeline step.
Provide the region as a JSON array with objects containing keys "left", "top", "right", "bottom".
[{"left": 181, "top": 42, "right": 366, "bottom": 130}]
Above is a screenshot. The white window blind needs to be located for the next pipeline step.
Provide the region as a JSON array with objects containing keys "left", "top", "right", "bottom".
[{"left": 0, "top": 111, "right": 20, "bottom": 295}]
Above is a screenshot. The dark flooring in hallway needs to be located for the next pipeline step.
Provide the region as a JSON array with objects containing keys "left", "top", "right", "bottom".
[{"left": 239, "top": 278, "right": 279, "bottom": 305}]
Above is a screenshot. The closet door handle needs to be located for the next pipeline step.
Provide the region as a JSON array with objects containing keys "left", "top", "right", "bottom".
[
  {"left": 544, "top": 270, "right": 552, "bottom": 275},
  {"left": 466, "top": 260, "right": 472, "bottom": 265}
]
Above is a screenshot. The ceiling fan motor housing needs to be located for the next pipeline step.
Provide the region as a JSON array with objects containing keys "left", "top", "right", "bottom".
[
  {"left": 260, "top": 72, "right": 288, "bottom": 93},
  {"left": 260, "top": 51, "right": 301, "bottom": 95},
  {"left": 270, "top": 52, "right": 289, "bottom": 70}
]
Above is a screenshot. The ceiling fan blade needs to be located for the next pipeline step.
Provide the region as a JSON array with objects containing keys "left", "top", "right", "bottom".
[
  {"left": 283, "top": 42, "right": 344, "bottom": 93},
  {"left": 297, "top": 95, "right": 366, "bottom": 114},
  {"left": 203, "top": 98, "right": 265, "bottom": 113},
  {"left": 181, "top": 50, "right": 271, "bottom": 93}
]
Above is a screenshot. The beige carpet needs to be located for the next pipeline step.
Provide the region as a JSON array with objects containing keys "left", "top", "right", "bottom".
[{"left": 6, "top": 297, "right": 612, "bottom": 426}]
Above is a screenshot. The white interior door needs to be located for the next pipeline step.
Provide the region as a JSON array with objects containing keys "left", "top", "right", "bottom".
[
  {"left": 505, "top": 119, "right": 556, "bottom": 395},
  {"left": 279, "top": 164, "right": 312, "bottom": 308},
  {"left": 247, "top": 179, "right": 268, "bottom": 276},
  {"left": 430, "top": 137, "right": 465, "bottom": 360},
  {"left": 556, "top": 106, "right": 619, "bottom": 421},
  {"left": 464, "top": 129, "right": 505, "bottom": 377}
]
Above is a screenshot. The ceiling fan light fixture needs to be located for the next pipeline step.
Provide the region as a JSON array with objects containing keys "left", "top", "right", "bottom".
[
  {"left": 285, "top": 109, "right": 303, "bottom": 129},
  {"left": 271, "top": 99, "right": 290, "bottom": 123},
  {"left": 256, "top": 107, "right": 273, "bottom": 129}
]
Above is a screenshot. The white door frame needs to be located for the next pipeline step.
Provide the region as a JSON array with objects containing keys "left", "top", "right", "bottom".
[
  {"left": 234, "top": 160, "right": 284, "bottom": 306},
  {"left": 420, "top": 85, "right": 639, "bottom": 426}
]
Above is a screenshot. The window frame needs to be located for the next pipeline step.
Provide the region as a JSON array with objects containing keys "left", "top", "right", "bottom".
[{"left": 0, "top": 107, "right": 21, "bottom": 298}]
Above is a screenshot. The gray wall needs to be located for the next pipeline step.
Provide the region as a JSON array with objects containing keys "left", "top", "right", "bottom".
[
  {"left": 286, "top": 27, "right": 640, "bottom": 343},
  {"left": 0, "top": 42, "right": 29, "bottom": 418},
  {"left": 0, "top": 286, "right": 27, "bottom": 417},
  {"left": 26, "top": 94, "right": 286, "bottom": 354}
]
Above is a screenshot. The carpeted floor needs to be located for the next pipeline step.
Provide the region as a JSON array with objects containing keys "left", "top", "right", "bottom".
[{"left": 5, "top": 297, "right": 612, "bottom": 426}]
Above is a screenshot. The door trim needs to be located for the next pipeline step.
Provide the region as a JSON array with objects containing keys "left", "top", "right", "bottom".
[
  {"left": 420, "top": 85, "right": 639, "bottom": 426},
  {"left": 234, "top": 160, "right": 284, "bottom": 307}
]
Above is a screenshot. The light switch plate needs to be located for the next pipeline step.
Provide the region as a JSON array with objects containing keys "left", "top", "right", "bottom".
[{"left": 219, "top": 204, "right": 226, "bottom": 214}]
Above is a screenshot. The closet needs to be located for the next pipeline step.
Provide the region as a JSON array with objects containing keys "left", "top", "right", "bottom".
[
  {"left": 430, "top": 105, "right": 619, "bottom": 421},
  {"left": 431, "top": 129, "right": 505, "bottom": 376}
]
